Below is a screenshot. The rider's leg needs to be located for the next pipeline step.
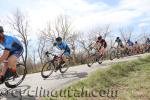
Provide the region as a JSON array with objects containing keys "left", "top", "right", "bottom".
[
  {"left": 62, "top": 52, "right": 70, "bottom": 63},
  {"left": 7, "top": 55, "right": 17, "bottom": 72},
  {"left": 0, "top": 56, "right": 17, "bottom": 81},
  {"left": 118, "top": 46, "right": 122, "bottom": 52},
  {"left": 62, "top": 55, "right": 67, "bottom": 63},
  {"left": 1, "top": 62, "right": 8, "bottom": 76},
  {"left": 99, "top": 47, "right": 105, "bottom": 57},
  {"left": 134, "top": 46, "right": 137, "bottom": 54},
  {"left": 6, "top": 49, "right": 23, "bottom": 73}
]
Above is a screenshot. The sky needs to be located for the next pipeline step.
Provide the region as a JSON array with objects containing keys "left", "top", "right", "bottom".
[{"left": 0, "top": 0, "right": 150, "bottom": 39}]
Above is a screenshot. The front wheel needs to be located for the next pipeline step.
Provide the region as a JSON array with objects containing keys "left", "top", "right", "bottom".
[
  {"left": 41, "top": 61, "right": 54, "bottom": 79},
  {"left": 5, "top": 63, "right": 27, "bottom": 88},
  {"left": 86, "top": 54, "right": 96, "bottom": 67},
  {"left": 98, "top": 55, "right": 103, "bottom": 64},
  {"left": 110, "top": 50, "right": 116, "bottom": 60}
]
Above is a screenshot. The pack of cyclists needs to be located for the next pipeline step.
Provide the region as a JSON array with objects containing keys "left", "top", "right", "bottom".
[{"left": 0, "top": 25, "right": 150, "bottom": 84}]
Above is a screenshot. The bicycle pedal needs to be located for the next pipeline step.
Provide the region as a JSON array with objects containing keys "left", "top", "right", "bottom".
[
  {"left": 13, "top": 73, "right": 19, "bottom": 78},
  {"left": 5, "top": 69, "right": 17, "bottom": 79},
  {"left": 55, "top": 67, "right": 60, "bottom": 72},
  {"left": 0, "top": 76, "right": 5, "bottom": 84},
  {"left": 61, "top": 63, "right": 66, "bottom": 67},
  {"left": 54, "top": 69, "right": 58, "bottom": 72}
]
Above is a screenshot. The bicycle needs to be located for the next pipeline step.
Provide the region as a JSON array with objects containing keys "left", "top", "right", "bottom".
[
  {"left": 0, "top": 60, "right": 27, "bottom": 88},
  {"left": 110, "top": 47, "right": 122, "bottom": 60},
  {"left": 86, "top": 48, "right": 103, "bottom": 67},
  {"left": 41, "top": 51, "right": 71, "bottom": 79},
  {"left": 123, "top": 46, "right": 134, "bottom": 56},
  {"left": 143, "top": 44, "right": 150, "bottom": 53}
]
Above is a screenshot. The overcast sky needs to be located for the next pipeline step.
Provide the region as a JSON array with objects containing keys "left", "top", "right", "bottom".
[{"left": 0, "top": 0, "right": 150, "bottom": 35}]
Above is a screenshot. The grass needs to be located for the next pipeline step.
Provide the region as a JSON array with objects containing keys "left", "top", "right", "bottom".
[{"left": 41, "top": 56, "right": 150, "bottom": 100}]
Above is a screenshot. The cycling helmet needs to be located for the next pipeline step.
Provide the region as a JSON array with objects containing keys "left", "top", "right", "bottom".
[
  {"left": 0, "top": 26, "right": 4, "bottom": 33},
  {"left": 127, "top": 39, "right": 130, "bottom": 42},
  {"left": 56, "top": 37, "right": 62, "bottom": 42},
  {"left": 116, "top": 37, "right": 119, "bottom": 39},
  {"left": 98, "top": 36, "right": 102, "bottom": 40}
]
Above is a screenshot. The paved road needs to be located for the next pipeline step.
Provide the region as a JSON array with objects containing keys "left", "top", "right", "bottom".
[{"left": 0, "top": 53, "right": 149, "bottom": 100}]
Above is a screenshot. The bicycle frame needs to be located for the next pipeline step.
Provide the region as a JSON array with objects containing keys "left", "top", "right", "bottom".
[{"left": 45, "top": 52, "right": 64, "bottom": 67}]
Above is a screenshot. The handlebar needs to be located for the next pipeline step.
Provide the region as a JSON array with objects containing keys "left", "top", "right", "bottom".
[
  {"left": 45, "top": 51, "right": 65, "bottom": 57},
  {"left": 45, "top": 51, "right": 56, "bottom": 57}
]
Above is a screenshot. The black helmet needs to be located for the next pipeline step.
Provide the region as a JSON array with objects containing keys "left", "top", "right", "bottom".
[
  {"left": 116, "top": 37, "right": 119, "bottom": 39},
  {"left": 0, "top": 26, "right": 4, "bottom": 33},
  {"left": 98, "top": 36, "right": 102, "bottom": 40},
  {"left": 56, "top": 37, "right": 62, "bottom": 42}
]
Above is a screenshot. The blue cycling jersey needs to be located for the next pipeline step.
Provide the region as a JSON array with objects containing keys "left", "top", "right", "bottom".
[
  {"left": 127, "top": 41, "right": 134, "bottom": 46},
  {"left": 146, "top": 40, "right": 150, "bottom": 44},
  {"left": 54, "top": 41, "right": 70, "bottom": 51},
  {"left": 0, "top": 35, "right": 23, "bottom": 52}
]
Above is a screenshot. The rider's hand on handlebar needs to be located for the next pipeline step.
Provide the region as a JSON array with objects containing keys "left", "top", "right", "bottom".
[
  {"left": 90, "top": 47, "right": 93, "bottom": 50},
  {"left": 45, "top": 51, "right": 49, "bottom": 55}
]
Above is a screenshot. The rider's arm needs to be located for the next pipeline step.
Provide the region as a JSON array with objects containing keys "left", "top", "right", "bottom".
[
  {"left": 0, "top": 50, "right": 10, "bottom": 62},
  {"left": 53, "top": 42, "right": 57, "bottom": 46},
  {"left": 112, "top": 40, "right": 116, "bottom": 47},
  {"left": 101, "top": 40, "right": 106, "bottom": 47},
  {"left": 90, "top": 41, "right": 96, "bottom": 49}
]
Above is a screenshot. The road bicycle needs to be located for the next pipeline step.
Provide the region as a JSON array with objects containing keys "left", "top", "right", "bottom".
[
  {"left": 110, "top": 47, "right": 121, "bottom": 60},
  {"left": 86, "top": 48, "right": 103, "bottom": 67},
  {"left": 41, "top": 51, "right": 71, "bottom": 79}
]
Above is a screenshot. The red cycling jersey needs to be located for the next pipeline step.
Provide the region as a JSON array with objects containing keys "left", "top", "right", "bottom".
[{"left": 96, "top": 39, "right": 107, "bottom": 48}]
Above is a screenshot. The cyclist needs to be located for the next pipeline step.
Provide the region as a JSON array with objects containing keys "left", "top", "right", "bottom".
[
  {"left": 126, "top": 39, "right": 134, "bottom": 51},
  {"left": 126, "top": 39, "right": 134, "bottom": 47},
  {"left": 91, "top": 36, "right": 107, "bottom": 57},
  {"left": 145, "top": 38, "right": 150, "bottom": 45},
  {"left": 133, "top": 41, "right": 140, "bottom": 54},
  {"left": 145, "top": 38, "right": 150, "bottom": 52},
  {"left": 113, "top": 37, "right": 124, "bottom": 49},
  {"left": 0, "top": 26, "right": 24, "bottom": 83},
  {"left": 53, "top": 37, "right": 71, "bottom": 70}
]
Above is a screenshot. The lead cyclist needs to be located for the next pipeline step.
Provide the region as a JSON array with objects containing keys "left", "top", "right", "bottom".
[{"left": 0, "top": 26, "right": 24, "bottom": 83}]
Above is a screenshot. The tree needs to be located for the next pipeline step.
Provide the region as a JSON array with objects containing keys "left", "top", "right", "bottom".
[
  {"left": 37, "top": 32, "right": 49, "bottom": 65},
  {"left": 119, "top": 26, "right": 134, "bottom": 43},
  {"left": 90, "top": 24, "right": 111, "bottom": 39},
  {"left": 54, "top": 15, "right": 72, "bottom": 40},
  {"left": 8, "top": 9, "right": 29, "bottom": 66},
  {"left": 38, "top": 15, "right": 78, "bottom": 64}
]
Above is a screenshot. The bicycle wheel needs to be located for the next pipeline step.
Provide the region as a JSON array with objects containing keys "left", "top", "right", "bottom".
[
  {"left": 86, "top": 53, "right": 96, "bottom": 67},
  {"left": 5, "top": 63, "right": 27, "bottom": 88},
  {"left": 60, "top": 58, "right": 71, "bottom": 73},
  {"left": 41, "top": 61, "right": 54, "bottom": 79},
  {"left": 97, "top": 55, "right": 103, "bottom": 64},
  {"left": 110, "top": 50, "right": 116, "bottom": 60},
  {"left": 117, "top": 50, "right": 121, "bottom": 59}
]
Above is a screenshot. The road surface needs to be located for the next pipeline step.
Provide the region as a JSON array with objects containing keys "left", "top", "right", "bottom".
[{"left": 0, "top": 53, "right": 149, "bottom": 100}]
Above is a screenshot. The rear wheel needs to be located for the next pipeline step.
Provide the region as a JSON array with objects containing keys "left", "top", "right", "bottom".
[
  {"left": 41, "top": 61, "right": 54, "bottom": 79},
  {"left": 60, "top": 58, "right": 71, "bottom": 73},
  {"left": 5, "top": 63, "right": 27, "bottom": 88}
]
